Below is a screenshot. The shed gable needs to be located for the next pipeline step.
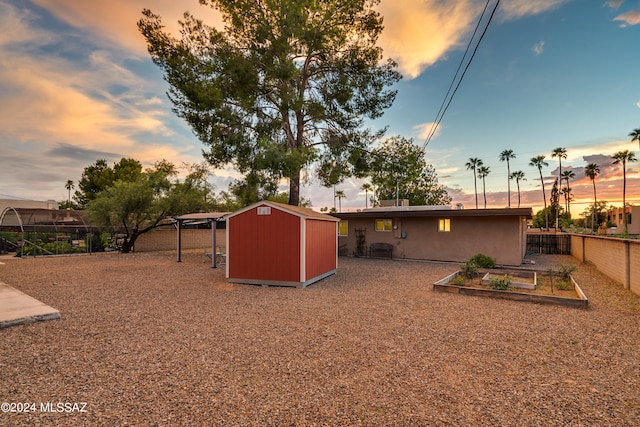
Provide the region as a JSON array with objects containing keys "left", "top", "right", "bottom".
[{"left": 228, "top": 205, "right": 301, "bottom": 282}]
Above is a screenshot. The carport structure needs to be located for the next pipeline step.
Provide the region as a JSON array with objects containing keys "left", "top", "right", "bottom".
[{"left": 173, "top": 212, "right": 229, "bottom": 268}]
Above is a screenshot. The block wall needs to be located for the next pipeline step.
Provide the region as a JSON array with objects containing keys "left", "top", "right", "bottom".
[
  {"left": 135, "top": 228, "right": 226, "bottom": 252},
  {"left": 571, "top": 234, "right": 640, "bottom": 296}
]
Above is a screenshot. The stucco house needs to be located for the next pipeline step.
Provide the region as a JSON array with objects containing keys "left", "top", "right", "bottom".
[
  {"left": 606, "top": 205, "right": 640, "bottom": 235},
  {"left": 332, "top": 206, "right": 532, "bottom": 266}
]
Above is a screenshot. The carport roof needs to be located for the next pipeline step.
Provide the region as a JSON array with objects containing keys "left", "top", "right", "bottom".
[{"left": 173, "top": 212, "right": 230, "bottom": 226}]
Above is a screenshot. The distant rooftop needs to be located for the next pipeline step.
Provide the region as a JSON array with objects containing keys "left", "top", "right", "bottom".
[{"left": 0, "top": 199, "right": 59, "bottom": 212}]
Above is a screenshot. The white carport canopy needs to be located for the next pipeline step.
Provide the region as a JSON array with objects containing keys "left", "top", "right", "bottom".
[{"left": 173, "top": 212, "right": 229, "bottom": 268}]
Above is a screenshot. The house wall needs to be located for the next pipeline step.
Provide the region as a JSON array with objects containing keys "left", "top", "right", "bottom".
[
  {"left": 305, "top": 219, "right": 337, "bottom": 280},
  {"left": 571, "top": 234, "right": 640, "bottom": 296},
  {"left": 339, "top": 215, "right": 527, "bottom": 266},
  {"left": 135, "top": 228, "right": 226, "bottom": 252},
  {"left": 228, "top": 206, "right": 301, "bottom": 282},
  {"left": 606, "top": 206, "right": 640, "bottom": 234}
]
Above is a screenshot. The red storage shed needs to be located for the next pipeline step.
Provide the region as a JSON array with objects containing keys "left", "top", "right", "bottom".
[{"left": 226, "top": 201, "right": 339, "bottom": 287}]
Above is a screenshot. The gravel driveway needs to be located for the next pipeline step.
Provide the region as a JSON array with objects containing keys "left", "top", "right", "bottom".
[{"left": 1, "top": 252, "right": 639, "bottom": 426}]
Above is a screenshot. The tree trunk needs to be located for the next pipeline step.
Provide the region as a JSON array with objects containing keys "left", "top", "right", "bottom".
[
  {"left": 288, "top": 170, "right": 301, "bottom": 206},
  {"left": 592, "top": 181, "right": 597, "bottom": 233},
  {"left": 622, "top": 163, "right": 627, "bottom": 234},
  {"left": 539, "top": 170, "right": 548, "bottom": 230},
  {"left": 473, "top": 169, "right": 478, "bottom": 209},
  {"left": 506, "top": 161, "right": 511, "bottom": 208},
  {"left": 121, "top": 234, "right": 138, "bottom": 254}
]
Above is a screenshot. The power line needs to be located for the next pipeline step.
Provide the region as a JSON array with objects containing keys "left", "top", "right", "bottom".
[
  {"left": 422, "top": 0, "right": 491, "bottom": 148},
  {"left": 422, "top": 0, "right": 501, "bottom": 150}
]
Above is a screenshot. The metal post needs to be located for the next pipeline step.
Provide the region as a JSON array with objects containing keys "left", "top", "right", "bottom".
[
  {"left": 176, "top": 219, "right": 182, "bottom": 262},
  {"left": 211, "top": 219, "right": 217, "bottom": 269}
]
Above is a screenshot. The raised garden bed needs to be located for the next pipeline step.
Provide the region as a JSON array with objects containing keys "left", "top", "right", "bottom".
[
  {"left": 481, "top": 269, "right": 536, "bottom": 290},
  {"left": 433, "top": 268, "right": 589, "bottom": 309}
]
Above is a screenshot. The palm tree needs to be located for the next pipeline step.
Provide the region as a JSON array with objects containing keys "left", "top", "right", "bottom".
[
  {"left": 477, "top": 166, "right": 490, "bottom": 208},
  {"left": 529, "top": 155, "right": 549, "bottom": 230},
  {"left": 465, "top": 157, "right": 483, "bottom": 209},
  {"left": 335, "top": 190, "right": 346, "bottom": 213},
  {"left": 584, "top": 162, "right": 600, "bottom": 233},
  {"left": 551, "top": 147, "right": 567, "bottom": 229},
  {"left": 612, "top": 150, "right": 637, "bottom": 234},
  {"left": 630, "top": 128, "right": 640, "bottom": 149},
  {"left": 499, "top": 149, "right": 516, "bottom": 207},
  {"left": 509, "top": 171, "right": 526, "bottom": 208},
  {"left": 561, "top": 169, "right": 575, "bottom": 216},
  {"left": 65, "top": 180, "right": 74, "bottom": 208},
  {"left": 361, "top": 182, "right": 373, "bottom": 209}
]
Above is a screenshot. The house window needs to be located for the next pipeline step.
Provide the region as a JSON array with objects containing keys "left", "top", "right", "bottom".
[
  {"left": 338, "top": 221, "right": 349, "bottom": 236},
  {"left": 375, "top": 219, "right": 392, "bottom": 232},
  {"left": 438, "top": 218, "right": 451, "bottom": 232}
]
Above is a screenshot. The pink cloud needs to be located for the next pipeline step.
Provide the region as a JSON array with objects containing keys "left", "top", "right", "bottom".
[
  {"left": 614, "top": 10, "right": 640, "bottom": 26},
  {"left": 32, "top": 0, "right": 223, "bottom": 56}
]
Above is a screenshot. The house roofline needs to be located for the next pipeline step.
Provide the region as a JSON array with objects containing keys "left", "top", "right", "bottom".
[{"left": 330, "top": 207, "right": 532, "bottom": 220}]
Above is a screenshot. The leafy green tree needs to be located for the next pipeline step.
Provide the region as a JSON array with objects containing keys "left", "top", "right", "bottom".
[
  {"left": 477, "top": 165, "right": 490, "bottom": 209},
  {"left": 75, "top": 158, "right": 143, "bottom": 208},
  {"left": 551, "top": 147, "right": 567, "bottom": 229},
  {"left": 549, "top": 178, "right": 563, "bottom": 229},
  {"left": 334, "top": 190, "right": 346, "bottom": 212},
  {"left": 216, "top": 171, "right": 311, "bottom": 211},
  {"left": 612, "top": 150, "right": 637, "bottom": 234},
  {"left": 630, "top": 128, "right": 640, "bottom": 149},
  {"left": 532, "top": 207, "right": 550, "bottom": 228},
  {"left": 581, "top": 200, "right": 608, "bottom": 232},
  {"left": 529, "top": 155, "right": 549, "bottom": 230},
  {"left": 361, "top": 182, "right": 373, "bottom": 208},
  {"left": 221, "top": 171, "right": 280, "bottom": 211},
  {"left": 180, "top": 161, "right": 215, "bottom": 207},
  {"left": 87, "top": 160, "right": 210, "bottom": 253},
  {"left": 584, "top": 162, "right": 600, "bottom": 232},
  {"left": 499, "top": 149, "right": 515, "bottom": 207},
  {"left": 465, "top": 157, "right": 483, "bottom": 209},
  {"left": 138, "top": 0, "right": 401, "bottom": 206},
  {"left": 561, "top": 169, "right": 575, "bottom": 216},
  {"left": 64, "top": 180, "right": 74, "bottom": 209},
  {"left": 509, "top": 170, "right": 526, "bottom": 208},
  {"left": 370, "top": 136, "right": 450, "bottom": 206}
]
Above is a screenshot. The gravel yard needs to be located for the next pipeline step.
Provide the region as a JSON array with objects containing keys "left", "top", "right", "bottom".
[{"left": 1, "top": 252, "right": 639, "bottom": 426}]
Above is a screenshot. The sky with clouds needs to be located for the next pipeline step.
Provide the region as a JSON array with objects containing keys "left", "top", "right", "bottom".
[{"left": 1, "top": 0, "right": 639, "bottom": 217}]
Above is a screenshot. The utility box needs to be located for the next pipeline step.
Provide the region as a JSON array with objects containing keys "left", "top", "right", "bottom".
[{"left": 226, "top": 201, "right": 339, "bottom": 287}]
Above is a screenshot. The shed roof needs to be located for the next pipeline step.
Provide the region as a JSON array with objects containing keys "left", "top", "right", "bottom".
[
  {"left": 228, "top": 201, "right": 339, "bottom": 222},
  {"left": 331, "top": 207, "right": 532, "bottom": 220}
]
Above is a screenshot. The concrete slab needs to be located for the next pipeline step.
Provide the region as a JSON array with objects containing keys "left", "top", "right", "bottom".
[{"left": 0, "top": 281, "right": 60, "bottom": 329}]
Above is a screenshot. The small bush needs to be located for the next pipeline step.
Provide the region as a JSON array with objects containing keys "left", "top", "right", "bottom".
[
  {"left": 489, "top": 275, "right": 511, "bottom": 290},
  {"left": 450, "top": 275, "right": 465, "bottom": 286},
  {"left": 461, "top": 260, "right": 478, "bottom": 279},
  {"left": 558, "top": 264, "right": 576, "bottom": 281},
  {"left": 469, "top": 253, "right": 496, "bottom": 269},
  {"left": 555, "top": 280, "right": 573, "bottom": 290}
]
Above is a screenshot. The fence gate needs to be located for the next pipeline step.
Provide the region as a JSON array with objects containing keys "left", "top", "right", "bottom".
[{"left": 526, "top": 234, "right": 571, "bottom": 255}]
